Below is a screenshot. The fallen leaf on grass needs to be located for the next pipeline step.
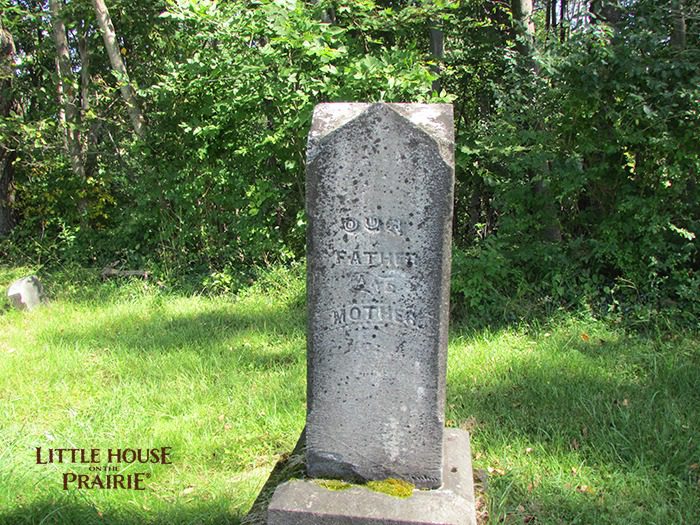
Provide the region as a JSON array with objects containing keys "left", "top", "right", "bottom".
[
  {"left": 576, "top": 484, "right": 595, "bottom": 495},
  {"left": 487, "top": 466, "right": 506, "bottom": 476},
  {"left": 526, "top": 480, "right": 540, "bottom": 492},
  {"left": 224, "top": 423, "right": 232, "bottom": 430},
  {"left": 476, "top": 500, "right": 488, "bottom": 525},
  {"left": 689, "top": 463, "right": 699, "bottom": 471},
  {"left": 571, "top": 467, "right": 578, "bottom": 476},
  {"left": 182, "top": 486, "right": 195, "bottom": 496},
  {"left": 218, "top": 414, "right": 225, "bottom": 421},
  {"left": 580, "top": 333, "right": 590, "bottom": 342},
  {"left": 460, "top": 416, "right": 479, "bottom": 433}
]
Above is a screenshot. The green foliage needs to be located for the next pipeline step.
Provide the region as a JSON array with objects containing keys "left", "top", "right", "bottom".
[
  {"left": 449, "top": 0, "right": 700, "bottom": 327},
  {"left": 124, "top": 0, "right": 441, "bottom": 277},
  {"left": 2, "top": 0, "right": 698, "bottom": 324}
]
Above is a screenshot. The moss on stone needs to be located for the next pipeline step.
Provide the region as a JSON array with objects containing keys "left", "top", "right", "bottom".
[
  {"left": 313, "top": 477, "right": 415, "bottom": 499},
  {"left": 366, "top": 478, "right": 414, "bottom": 499},
  {"left": 314, "top": 479, "right": 352, "bottom": 491}
]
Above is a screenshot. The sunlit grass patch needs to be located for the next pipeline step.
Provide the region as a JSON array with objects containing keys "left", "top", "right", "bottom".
[
  {"left": 447, "top": 316, "right": 700, "bottom": 524},
  {"left": 0, "top": 265, "right": 305, "bottom": 524}
]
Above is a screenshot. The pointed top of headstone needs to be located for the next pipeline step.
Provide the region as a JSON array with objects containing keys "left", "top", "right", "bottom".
[{"left": 307, "top": 103, "right": 454, "bottom": 167}]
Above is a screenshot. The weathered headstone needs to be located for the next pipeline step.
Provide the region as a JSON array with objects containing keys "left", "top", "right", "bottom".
[
  {"left": 265, "top": 103, "right": 476, "bottom": 525},
  {"left": 7, "top": 275, "right": 44, "bottom": 311},
  {"left": 305, "top": 103, "right": 453, "bottom": 488}
]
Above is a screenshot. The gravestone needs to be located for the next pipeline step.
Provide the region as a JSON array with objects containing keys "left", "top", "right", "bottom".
[
  {"left": 266, "top": 103, "right": 476, "bottom": 525},
  {"left": 7, "top": 275, "right": 44, "bottom": 311},
  {"left": 305, "top": 103, "right": 453, "bottom": 488}
]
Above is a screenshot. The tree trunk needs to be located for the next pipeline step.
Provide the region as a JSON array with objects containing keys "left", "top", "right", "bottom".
[
  {"left": 560, "top": 0, "right": 568, "bottom": 41},
  {"left": 512, "top": 0, "right": 536, "bottom": 57},
  {"left": 50, "top": 0, "right": 86, "bottom": 190},
  {"left": 0, "top": 152, "right": 15, "bottom": 236},
  {"left": 78, "top": 26, "right": 90, "bottom": 126},
  {"left": 92, "top": 0, "right": 145, "bottom": 137},
  {"left": 77, "top": 23, "right": 99, "bottom": 185},
  {"left": 511, "top": 0, "right": 562, "bottom": 242},
  {"left": 55, "top": 56, "right": 67, "bottom": 150},
  {"left": 429, "top": 27, "right": 444, "bottom": 93},
  {"left": 590, "top": 0, "right": 622, "bottom": 26},
  {"left": 670, "top": 0, "right": 686, "bottom": 50},
  {"left": 1, "top": 26, "right": 17, "bottom": 235}
]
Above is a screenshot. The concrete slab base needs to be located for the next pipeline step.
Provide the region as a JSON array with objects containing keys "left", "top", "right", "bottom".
[{"left": 266, "top": 428, "right": 477, "bottom": 525}]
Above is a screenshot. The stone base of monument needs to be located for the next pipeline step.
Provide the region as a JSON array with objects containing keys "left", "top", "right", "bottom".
[{"left": 266, "top": 428, "right": 477, "bottom": 525}]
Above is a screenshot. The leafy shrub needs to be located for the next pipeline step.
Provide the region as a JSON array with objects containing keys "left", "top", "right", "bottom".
[{"left": 127, "top": 0, "right": 442, "bottom": 276}]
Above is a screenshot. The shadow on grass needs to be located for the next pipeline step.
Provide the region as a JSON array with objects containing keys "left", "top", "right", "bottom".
[
  {"left": 0, "top": 498, "right": 243, "bottom": 525},
  {"left": 448, "top": 331, "right": 700, "bottom": 520},
  {"left": 33, "top": 264, "right": 307, "bottom": 309}
]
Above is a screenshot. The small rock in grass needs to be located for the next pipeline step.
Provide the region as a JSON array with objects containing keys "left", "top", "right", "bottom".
[{"left": 7, "top": 276, "right": 45, "bottom": 311}]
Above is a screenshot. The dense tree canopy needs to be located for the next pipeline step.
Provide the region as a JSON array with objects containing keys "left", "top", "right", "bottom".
[{"left": 0, "top": 0, "right": 698, "bottom": 324}]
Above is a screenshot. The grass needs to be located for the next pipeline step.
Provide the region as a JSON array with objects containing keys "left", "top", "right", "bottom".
[
  {"left": 1, "top": 264, "right": 699, "bottom": 524},
  {"left": 447, "top": 318, "right": 700, "bottom": 524}
]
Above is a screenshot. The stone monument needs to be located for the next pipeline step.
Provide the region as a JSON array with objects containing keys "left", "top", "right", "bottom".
[{"left": 266, "top": 103, "right": 476, "bottom": 525}]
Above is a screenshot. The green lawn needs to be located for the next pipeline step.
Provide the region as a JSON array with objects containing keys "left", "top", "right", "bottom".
[{"left": 1, "top": 265, "right": 698, "bottom": 524}]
